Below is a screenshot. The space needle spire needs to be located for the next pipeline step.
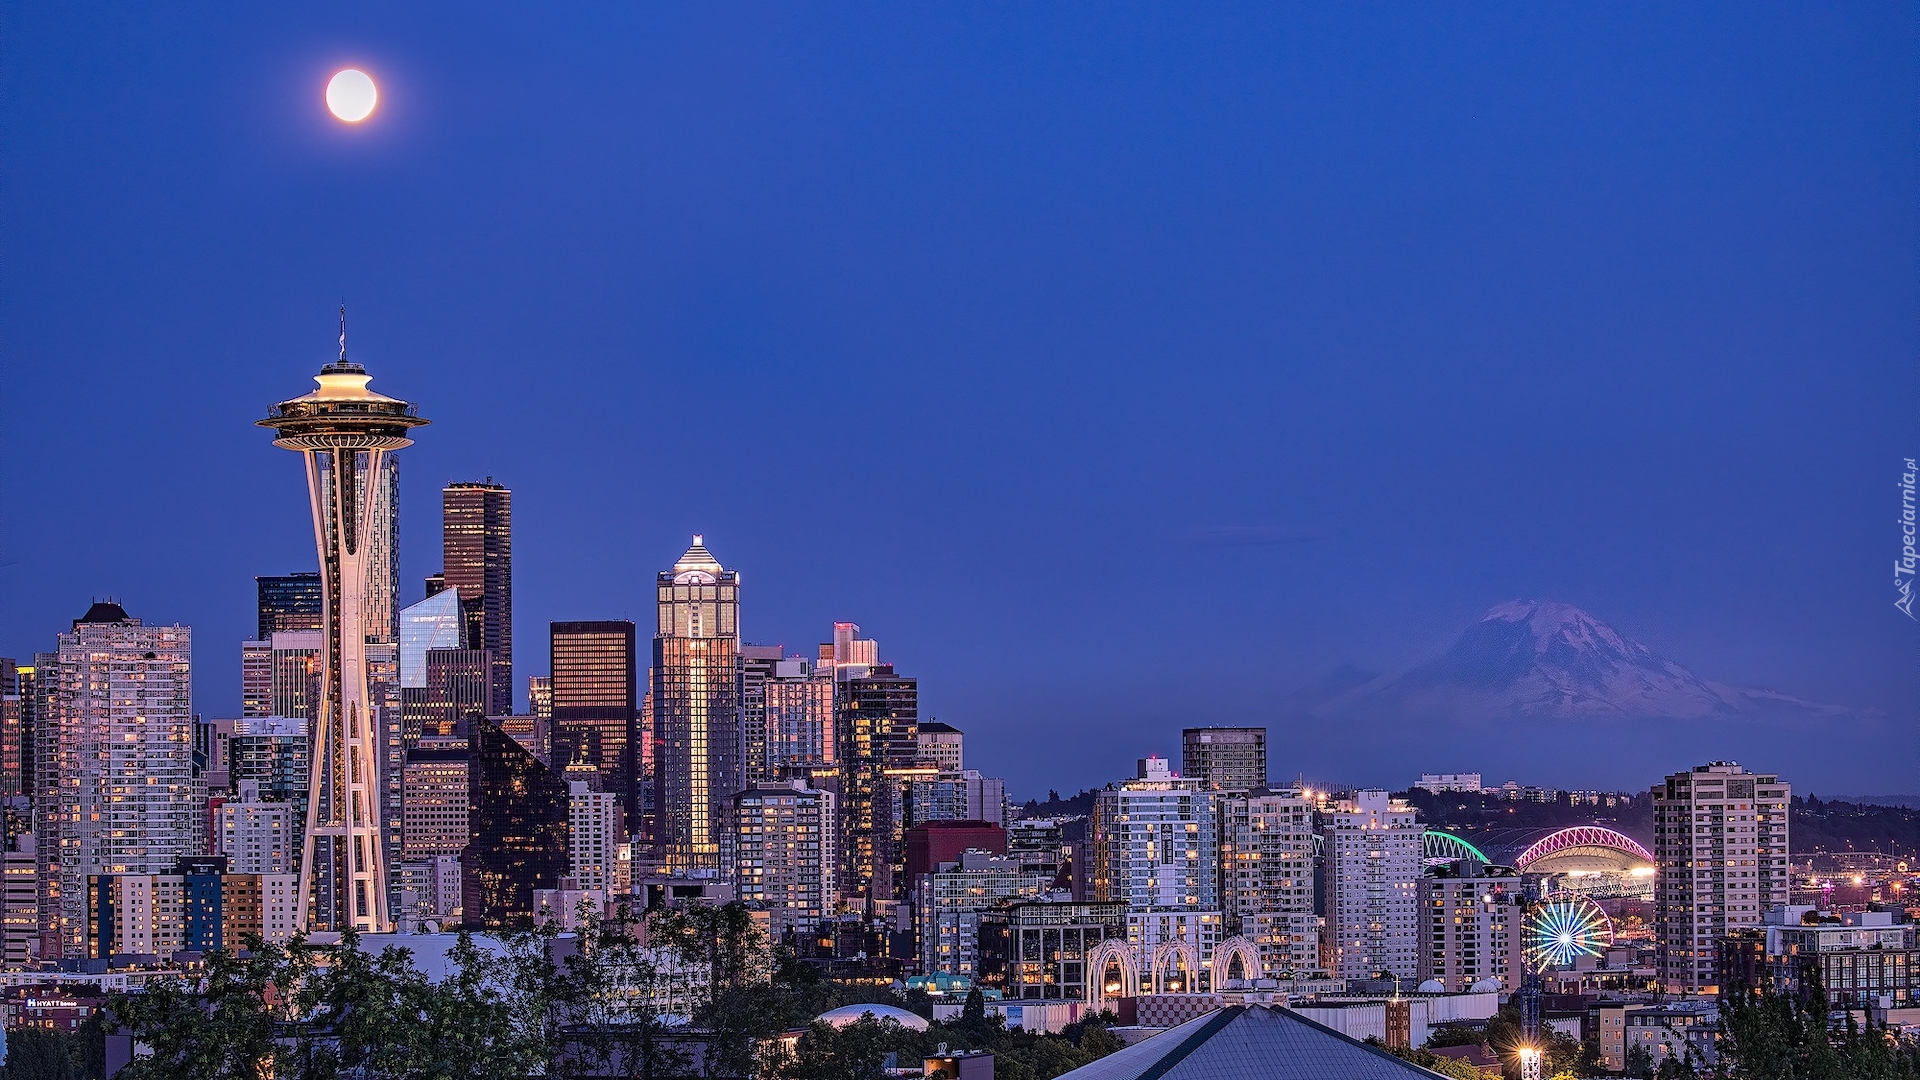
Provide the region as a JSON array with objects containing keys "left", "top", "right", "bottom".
[{"left": 259, "top": 326, "right": 427, "bottom": 934}]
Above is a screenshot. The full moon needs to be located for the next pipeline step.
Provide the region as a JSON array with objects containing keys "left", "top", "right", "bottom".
[{"left": 326, "top": 69, "right": 378, "bottom": 122}]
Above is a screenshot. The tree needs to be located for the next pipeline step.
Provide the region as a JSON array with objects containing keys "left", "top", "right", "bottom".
[
  {"left": 109, "top": 934, "right": 316, "bottom": 1080},
  {"left": 1625, "top": 1043, "right": 1655, "bottom": 1078}
]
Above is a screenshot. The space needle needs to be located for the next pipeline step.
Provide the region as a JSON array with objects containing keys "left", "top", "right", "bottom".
[{"left": 259, "top": 315, "right": 427, "bottom": 933}]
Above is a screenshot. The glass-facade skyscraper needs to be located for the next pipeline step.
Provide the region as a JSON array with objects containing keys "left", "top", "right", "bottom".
[
  {"left": 550, "top": 621, "right": 638, "bottom": 820},
  {"left": 835, "top": 661, "right": 918, "bottom": 906},
  {"left": 463, "top": 715, "right": 569, "bottom": 930},
  {"left": 255, "top": 572, "right": 322, "bottom": 642},
  {"left": 442, "top": 481, "right": 512, "bottom": 716},
  {"left": 653, "top": 536, "right": 739, "bottom": 872}
]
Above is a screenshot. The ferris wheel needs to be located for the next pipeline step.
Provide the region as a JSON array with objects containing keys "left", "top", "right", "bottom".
[{"left": 1522, "top": 893, "right": 1615, "bottom": 971}]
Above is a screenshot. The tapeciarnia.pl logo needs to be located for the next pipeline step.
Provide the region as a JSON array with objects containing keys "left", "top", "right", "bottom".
[{"left": 1899, "top": 458, "right": 1917, "bottom": 619}]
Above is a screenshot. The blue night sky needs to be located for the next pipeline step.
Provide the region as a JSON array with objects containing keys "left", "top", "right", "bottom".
[{"left": 3, "top": 4, "right": 1915, "bottom": 798}]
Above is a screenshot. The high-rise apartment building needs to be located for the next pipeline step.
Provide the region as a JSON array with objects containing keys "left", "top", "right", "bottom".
[
  {"left": 216, "top": 782, "right": 296, "bottom": 875},
  {"left": 900, "top": 771, "right": 1007, "bottom": 828},
  {"left": 916, "top": 722, "right": 963, "bottom": 773},
  {"left": 255, "top": 572, "right": 322, "bottom": 641},
  {"left": 1182, "top": 728, "right": 1267, "bottom": 793},
  {"left": 1093, "top": 756, "right": 1224, "bottom": 977},
  {"left": 835, "top": 650, "right": 918, "bottom": 905},
  {"left": 568, "top": 782, "right": 622, "bottom": 894},
  {"left": 1315, "top": 790, "right": 1422, "bottom": 981},
  {"left": 734, "top": 780, "right": 836, "bottom": 941},
  {"left": 653, "top": 537, "right": 740, "bottom": 872},
  {"left": 1653, "top": 762, "right": 1791, "bottom": 993},
  {"left": 260, "top": 345, "right": 422, "bottom": 934},
  {"left": 1218, "top": 788, "right": 1318, "bottom": 978},
  {"left": 441, "top": 481, "right": 513, "bottom": 716},
  {"left": 1419, "top": 862, "right": 1524, "bottom": 992},
  {"left": 550, "top": 621, "right": 638, "bottom": 820},
  {"left": 767, "top": 658, "right": 834, "bottom": 770},
  {"left": 463, "top": 715, "right": 570, "bottom": 930},
  {"left": 38, "top": 603, "right": 196, "bottom": 959}
]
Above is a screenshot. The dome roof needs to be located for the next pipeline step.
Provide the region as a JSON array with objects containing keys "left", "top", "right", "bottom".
[
  {"left": 1470, "top": 978, "right": 1503, "bottom": 993},
  {"left": 814, "top": 1003, "right": 929, "bottom": 1031},
  {"left": 1416, "top": 980, "right": 1445, "bottom": 994}
]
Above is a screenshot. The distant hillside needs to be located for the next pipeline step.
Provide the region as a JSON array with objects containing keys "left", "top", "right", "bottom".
[{"left": 1406, "top": 789, "right": 1920, "bottom": 861}]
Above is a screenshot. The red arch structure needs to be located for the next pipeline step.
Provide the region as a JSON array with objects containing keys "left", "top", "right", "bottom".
[{"left": 1513, "top": 826, "right": 1653, "bottom": 871}]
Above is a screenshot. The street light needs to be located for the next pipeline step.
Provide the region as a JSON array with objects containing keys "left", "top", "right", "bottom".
[{"left": 1517, "top": 1046, "right": 1543, "bottom": 1080}]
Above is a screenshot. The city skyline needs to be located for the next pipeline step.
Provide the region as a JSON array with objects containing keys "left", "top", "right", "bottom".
[{"left": 2, "top": 5, "right": 1914, "bottom": 803}]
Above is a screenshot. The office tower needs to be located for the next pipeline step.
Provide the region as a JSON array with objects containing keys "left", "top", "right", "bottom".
[
  {"left": 227, "top": 715, "right": 309, "bottom": 807},
  {"left": 1182, "top": 728, "right": 1267, "bottom": 793},
  {"left": 916, "top": 722, "right": 963, "bottom": 773},
  {"left": 835, "top": 657, "right": 918, "bottom": 905},
  {"left": 734, "top": 780, "right": 836, "bottom": 941},
  {"left": 401, "top": 745, "right": 469, "bottom": 857},
  {"left": 0, "top": 693, "right": 19, "bottom": 800},
  {"left": 1419, "top": 862, "right": 1524, "bottom": 993},
  {"left": 266, "top": 631, "right": 322, "bottom": 721},
  {"left": 442, "top": 481, "right": 513, "bottom": 716},
  {"left": 528, "top": 676, "right": 552, "bottom": 720},
  {"left": 260, "top": 342, "right": 426, "bottom": 934},
  {"left": 3, "top": 834, "right": 36, "bottom": 968},
  {"left": 1315, "top": 790, "right": 1422, "bottom": 981},
  {"left": 978, "top": 899, "right": 1129, "bottom": 1001},
  {"left": 216, "top": 782, "right": 296, "bottom": 875},
  {"left": 37, "top": 603, "right": 195, "bottom": 959},
  {"left": 1653, "top": 762, "right": 1791, "bottom": 993},
  {"left": 550, "top": 621, "right": 639, "bottom": 819},
  {"left": 829, "top": 622, "right": 879, "bottom": 671},
  {"left": 255, "top": 572, "right": 323, "bottom": 641},
  {"left": 652, "top": 536, "right": 741, "bottom": 872},
  {"left": 419, "top": 650, "right": 490, "bottom": 741},
  {"left": 1092, "top": 756, "right": 1224, "bottom": 978},
  {"left": 399, "top": 590, "right": 465, "bottom": 740},
  {"left": 568, "top": 782, "right": 622, "bottom": 894},
  {"left": 915, "top": 850, "right": 1052, "bottom": 976},
  {"left": 240, "top": 641, "right": 273, "bottom": 717},
  {"left": 16, "top": 660, "right": 47, "bottom": 818},
  {"left": 1218, "top": 789, "right": 1318, "bottom": 978},
  {"left": 463, "top": 715, "right": 570, "bottom": 929}
]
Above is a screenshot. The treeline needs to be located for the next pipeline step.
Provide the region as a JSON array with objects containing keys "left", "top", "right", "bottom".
[{"left": 2, "top": 901, "right": 1119, "bottom": 1080}]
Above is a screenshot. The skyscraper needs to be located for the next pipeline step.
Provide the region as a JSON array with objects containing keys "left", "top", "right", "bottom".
[
  {"left": 835, "top": 655, "right": 918, "bottom": 905},
  {"left": 653, "top": 536, "right": 740, "bottom": 872},
  {"left": 550, "top": 621, "right": 638, "bottom": 818},
  {"left": 1217, "top": 788, "right": 1317, "bottom": 978},
  {"left": 259, "top": 339, "right": 427, "bottom": 934},
  {"left": 255, "top": 573, "right": 323, "bottom": 641},
  {"left": 1315, "top": 790, "right": 1421, "bottom": 981},
  {"left": 441, "top": 481, "right": 512, "bottom": 716},
  {"left": 399, "top": 590, "right": 466, "bottom": 742},
  {"left": 38, "top": 603, "right": 196, "bottom": 959},
  {"left": 1181, "top": 728, "right": 1267, "bottom": 793},
  {"left": 463, "top": 715, "right": 570, "bottom": 929},
  {"left": 240, "top": 641, "right": 273, "bottom": 717},
  {"left": 1653, "top": 762, "right": 1791, "bottom": 993},
  {"left": 1092, "top": 756, "right": 1224, "bottom": 984}
]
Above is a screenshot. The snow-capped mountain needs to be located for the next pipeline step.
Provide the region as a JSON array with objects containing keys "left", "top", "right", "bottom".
[{"left": 1306, "top": 600, "right": 1849, "bottom": 722}]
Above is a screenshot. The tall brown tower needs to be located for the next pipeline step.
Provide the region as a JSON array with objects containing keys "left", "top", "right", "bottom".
[{"left": 442, "top": 481, "right": 512, "bottom": 716}]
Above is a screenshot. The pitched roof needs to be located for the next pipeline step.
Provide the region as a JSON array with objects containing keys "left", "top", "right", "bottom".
[
  {"left": 671, "top": 534, "right": 725, "bottom": 577},
  {"left": 73, "top": 601, "right": 133, "bottom": 627},
  {"left": 1057, "top": 1006, "right": 1448, "bottom": 1080}
]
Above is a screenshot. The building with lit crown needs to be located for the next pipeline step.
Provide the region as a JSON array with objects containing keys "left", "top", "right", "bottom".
[{"left": 653, "top": 537, "right": 740, "bottom": 872}]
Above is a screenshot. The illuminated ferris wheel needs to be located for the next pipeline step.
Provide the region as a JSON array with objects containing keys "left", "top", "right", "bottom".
[{"left": 1522, "top": 893, "right": 1614, "bottom": 971}]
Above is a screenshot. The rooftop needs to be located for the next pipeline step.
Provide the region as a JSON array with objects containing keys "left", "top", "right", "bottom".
[{"left": 1055, "top": 1005, "right": 1451, "bottom": 1080}]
